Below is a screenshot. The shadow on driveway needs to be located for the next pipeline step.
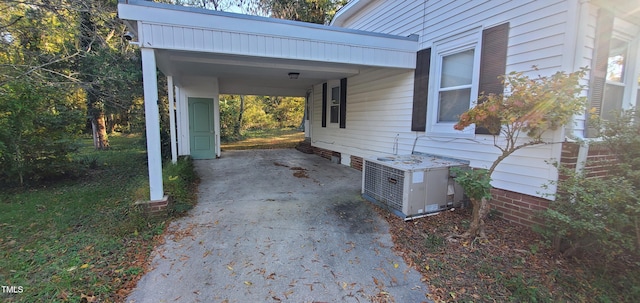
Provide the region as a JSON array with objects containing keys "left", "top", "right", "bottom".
[{"left": 127, "top": 149, "right": 430, "bottom": 303}]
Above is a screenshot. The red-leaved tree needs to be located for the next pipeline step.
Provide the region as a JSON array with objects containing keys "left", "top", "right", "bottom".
[{"left": 452, "top": 67, "right": 587, "bottom": 239}]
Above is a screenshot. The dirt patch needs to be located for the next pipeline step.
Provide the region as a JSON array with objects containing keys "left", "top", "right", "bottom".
[
  {"left": 274, "top": 162, "right": 289, "bottom": 168},
  {"left": 293, "top": 170, "right": 309, "bottom": 178},
  {"left": 332, "top": 201, "right": 379, "bottom": 234},
  {"left": 290, "top": 166, "right": 309, "bottom": 178}
]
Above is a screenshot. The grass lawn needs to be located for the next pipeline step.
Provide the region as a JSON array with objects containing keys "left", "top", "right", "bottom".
[
  {"left": 221, "top": 127, "right": 304, "bottom": 150},
  {"left": 0, "top": 133, "right": 197, "bottom": 303}
]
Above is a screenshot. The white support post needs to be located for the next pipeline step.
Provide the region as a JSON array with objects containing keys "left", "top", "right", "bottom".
[
  {"left": 141, "top": 48, "right": 164, "bottom": 201},
  {"left": 175, "top": 87, "right": 185, "bottom": 156},
  {"left": 167, "top": 76, "right": 178, "bottom": 164}
]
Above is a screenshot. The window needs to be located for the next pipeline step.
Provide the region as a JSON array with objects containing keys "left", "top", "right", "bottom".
[
  {"left": 321, "top": 78, "right": 347, "bottom": 128},
  {"left": 602, "top": 38, "right": 629, "bottom": 121},
  {"left": 588, "top": 10, "right": 640, "bottom": 131},
  {"left": 438, "top": 49, "right": 475, "bottom": 122},
  {"left": 427, "top": 29, "right": 481, "bottom": 136},
  {"left": 330, "top": 86, "right": 340, "bottom": 124},
  {"left": 637, "top": 72, "right": 640, "bottom": 108},
  {"left": 411, "top": 23, "right": 508, "bottom": 134}
]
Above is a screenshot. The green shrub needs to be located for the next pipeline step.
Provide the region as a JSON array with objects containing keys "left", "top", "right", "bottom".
[
  {"left": 0, "top": 82, "right": 85, "bottom": 187},
  {"left": 536, "top": 109, "right": 640, "bottom": 258},
  {"left": 536, "top": 165, "right": 636, "bottom": 258},
  {"left": 163, "top": 156, "right": 199, "bottom": 215},
  {"left": 450, "top": 167, "right": 492, "bottom": 202}
]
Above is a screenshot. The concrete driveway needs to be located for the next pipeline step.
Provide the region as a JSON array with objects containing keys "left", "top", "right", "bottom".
[{"left": 127, "top": 149, "right": 430, "bottom": 303}]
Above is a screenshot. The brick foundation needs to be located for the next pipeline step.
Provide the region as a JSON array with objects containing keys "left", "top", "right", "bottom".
[
  {"left": 135, "top": 195, "right": 170, "bottom": 217},
  {"left": 560, "top": 141, "right": 580, "bottom": 172},
  {"left": 307, "top": 145, "right": 340, "bottom": 162},
  {"left": 560, "top": 142, "right": 618, "bottom": 178},
  {"left": 489, "top": 188, "right": 550, "bottom": 227},
  {"left": 295, "top": 138, "right": 314, "bottom": 154},
  {"left": 583, "top": 144, "right": 618, "bottom": 178},
  {"left": 350, "top": 156, "right": 363, "bottom": 171},
  {"left": 491, "top": 142, "right": 620, "bottom": 228}
]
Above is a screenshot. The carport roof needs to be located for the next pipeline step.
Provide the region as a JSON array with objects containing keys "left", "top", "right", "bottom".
[{"left": 118, "top": 0, "right": 418, "bottom": 96}]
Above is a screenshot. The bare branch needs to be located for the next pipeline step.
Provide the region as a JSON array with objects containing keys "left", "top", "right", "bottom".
[{"left": 0, "top": 51, "right": 81, "bottom": 86}]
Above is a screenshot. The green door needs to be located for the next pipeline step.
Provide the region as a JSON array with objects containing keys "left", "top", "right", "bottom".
[{"left": 188, "top": 97, "right": 215, "bottom": 159}]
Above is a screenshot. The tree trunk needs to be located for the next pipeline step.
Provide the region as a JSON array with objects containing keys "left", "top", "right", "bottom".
[
  {"left": 463, "top": 197, "right": 491, "bottom": 239},
  {"left": 91, "top": 120, "right": 98, "bottom": 149},
  {"left": 234, "top": 95, "right": 244, "bottom": 138},
  {"left": 106, "top": 113, "right": 115, "bottom": 134},
  {"left": 93, "top": 112, "right": 109, "bottom": 149}
]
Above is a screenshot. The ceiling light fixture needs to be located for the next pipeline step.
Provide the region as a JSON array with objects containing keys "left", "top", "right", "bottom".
[{"left": 288, "top": 72, "right": 300, "bottom": 80}]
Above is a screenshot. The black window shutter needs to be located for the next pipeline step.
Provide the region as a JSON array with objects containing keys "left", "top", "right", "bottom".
[
  {"left": 411, "top": 48, "right": 431, "bottom": 131},
  {"left": 476, "top": 22, "right": 509, "bottom": 135},
  {"left": 586, "top": 9, "right": 613, "bottom": 137},
  {"left": 321, "top": 83, "right": 327, "bottom": 128},
  {"left": 339, "top": 78, "right": 347, "bottom": 129}
]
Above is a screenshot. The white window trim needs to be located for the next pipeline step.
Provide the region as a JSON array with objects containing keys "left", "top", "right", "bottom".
[
  {"left": 427, "top": 28, "right": 482, "bottom": 138},
  {"left": 610, "top": 19, "right": 640, "bottom": 112},
  {"left": 326, "top": 80, "right": 341, "bottom": 128}
]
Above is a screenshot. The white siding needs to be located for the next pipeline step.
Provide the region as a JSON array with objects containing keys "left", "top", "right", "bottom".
[
  {"left": 341, "top": 1, "right": 424, "bottom": 36},
  {"left": 314, "top": 0, "right": 589, "bottom": 198},
  {"left": 570, "top": 2, "right": 598, "bottom": 138},
  {"left": 340, "top": 0, "right": 572, "bottom": 75},
  {"left": 312, "top": 68, "right": 416, "bottom": 157}
]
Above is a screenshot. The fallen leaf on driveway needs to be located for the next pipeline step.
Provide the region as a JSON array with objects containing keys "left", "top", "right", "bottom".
[{"left": 283, "top": 289, "right": 294, "bottom": 298}]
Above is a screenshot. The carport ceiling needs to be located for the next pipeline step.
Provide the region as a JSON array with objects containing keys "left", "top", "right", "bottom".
[{"left": 156, "top": 50, "right": 361, "bottom": 96}]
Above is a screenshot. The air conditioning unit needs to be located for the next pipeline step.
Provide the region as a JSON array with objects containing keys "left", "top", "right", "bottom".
[{"left": 362, "top": 154, "right": 468, "bottom": 220}]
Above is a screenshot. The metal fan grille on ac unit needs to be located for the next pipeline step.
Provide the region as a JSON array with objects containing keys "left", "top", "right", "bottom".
[{"left": 363, "top": 161, "right": 404, "bottom": 212}]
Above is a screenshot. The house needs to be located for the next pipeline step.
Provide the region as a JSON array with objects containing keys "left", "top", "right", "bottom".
[{"left": 118, "top": 0, "right": 640, "bottom": 226}]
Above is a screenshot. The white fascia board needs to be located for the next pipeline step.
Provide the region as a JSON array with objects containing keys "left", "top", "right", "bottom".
[{"left": 118, "top": 0, "right": 417, "bottom": 52}]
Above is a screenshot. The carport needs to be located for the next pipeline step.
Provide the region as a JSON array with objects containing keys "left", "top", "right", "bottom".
[{"left": 117, "top": 0, "right": 418, "bottom": 203}]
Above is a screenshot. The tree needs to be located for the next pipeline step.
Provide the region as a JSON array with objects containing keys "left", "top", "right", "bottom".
[
  {"left": 235, "top": 95, "right": 245, "bottom": 137},
  {"left": 76, "top": 0, "right": 143, "bottom": 149},
  {"left": 1, "top": 0, "right": 143, "bottom": 148},
  {"left": 0, "top": 81, "right": 85, "bottom": 186},
  {"left": 171, "top": 0, "right": 347, "bottom": 24},
  {"left": 257, "top": 0, "right": 347, "bottom": 24},
  {"left": 171, "top": 0, "right": 236, "bottom": 11},
  {"left": 452, "top": 67, "right": 587, "bottom": 239}
]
